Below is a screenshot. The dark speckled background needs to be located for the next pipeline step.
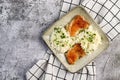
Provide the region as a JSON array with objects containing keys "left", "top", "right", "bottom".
[{"left": 0, "top": 0, "right": 120, "bottom": 80}]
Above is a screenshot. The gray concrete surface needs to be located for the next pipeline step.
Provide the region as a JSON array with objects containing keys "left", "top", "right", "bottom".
[
  {"left": 0, "top": 0, "right": 61, "bottom": 80},
  {"left": 0, "top": 0, "right": 120, "bottom": 80}
]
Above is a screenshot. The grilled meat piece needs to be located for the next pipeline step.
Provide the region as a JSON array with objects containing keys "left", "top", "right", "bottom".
[
  {"left": 65, "top": 43, "right": 86, "bottom": 64},
  {"left": 66, "top": 15, "right": 90, "bottom": 37}
]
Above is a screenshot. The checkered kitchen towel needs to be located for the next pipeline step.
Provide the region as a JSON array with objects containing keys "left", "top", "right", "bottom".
[
  {"left": 26, "top": 0, "right": 120, "bottom": 80},
  {"left": 26, "top": 50, "right": 96, "bottom": 80}
]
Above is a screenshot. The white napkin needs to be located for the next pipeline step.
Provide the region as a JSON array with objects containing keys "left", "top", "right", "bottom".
[{"left": 26, "top": 0, "right": 120, "bottom": 80}]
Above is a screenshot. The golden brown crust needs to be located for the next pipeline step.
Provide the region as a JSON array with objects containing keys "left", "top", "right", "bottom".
[
  {"left": 65, "top": 43, "right": 86, "bottom": 65},
  {"left": 67, "top": 15, "right": 90, "bottom": 37}
]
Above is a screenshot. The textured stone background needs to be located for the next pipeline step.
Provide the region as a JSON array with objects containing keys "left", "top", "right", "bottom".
[
  {"left": 0, "top": 0, "right": 120, "bottom": 80},
  {"left": 0, "top": 0, "right": 61, "bottom": 80}
]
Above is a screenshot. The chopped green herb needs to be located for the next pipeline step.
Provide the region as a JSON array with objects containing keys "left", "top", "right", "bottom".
[
  {"left": 86, "top": 51, "right": 89, "bottom": 53},
  {"left": 53, "top": 39, "right": 57, "bottom": 41},
  {"left": 79, "top": 29, "right": 85, "bottom": 33},
  {"left": 86, "top": 32, "right": 89, "bottom": 34},
  {"left": 81, "top": 38, "right": 84, "bottom": 40},
  {"left": 56, "top": 42, "right": 59, "bottom": 45},
  {"left": 101, "top": 37, "right": 103, "bottom": 40},
  {"left": 54, "top": 27, "right": 57, "bottom": 30},
  {"left": 54, "top": 27, "right": 61, "bottom": 33},
  {"left": 91, "top": 49, "right": 94, "bottom": 51},
  {"left": 86, "top": 32, "right": 96, "bottom": 42},
  {"left": 93, "top": 33, "right": 96, "bottom": 36},
  {"left": 61, "top": 35, "right": 65, "bottom": 38},
  {"left": 60, "top": 33, "right": 66, "bottom": 38},
  {"left": 87, "top": 37, "right": 93, "bottom": 42},
  {"left": 61, "top": 44, "right": 64, "bottom": 47},
  {"left": 55, "top": 41, "right": 60, "bottom": 45},
  {"left": 69, "top": 44, "right": 72, "bottom": 47}
]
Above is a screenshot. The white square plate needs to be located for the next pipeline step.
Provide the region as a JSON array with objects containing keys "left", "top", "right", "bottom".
[{"left": 42, "top": 6, "right": 109, "bottom": 73}]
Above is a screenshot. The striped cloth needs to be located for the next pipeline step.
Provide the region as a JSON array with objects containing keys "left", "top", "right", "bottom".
[{"left": 26, "top": 0, "right": 120, "bottom": 80}]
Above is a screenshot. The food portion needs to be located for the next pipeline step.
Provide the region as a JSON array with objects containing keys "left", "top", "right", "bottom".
[
  {"left": 66, "top": 15, "right": 90, "bottom": 37},
  {"left": 65, "top": 43, "right": 85, "bottom": 64},
  {"left": 50, "top": 15, "right": 102, "bottom": 65}
]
